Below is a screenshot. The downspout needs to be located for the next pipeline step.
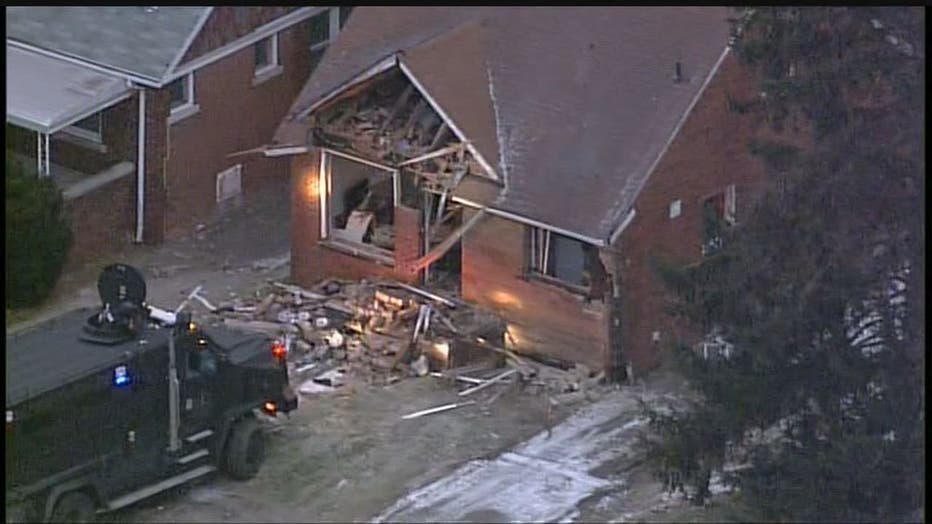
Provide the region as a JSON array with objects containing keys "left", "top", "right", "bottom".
[{"left": 135, "top": 88, "right": 146, "bottom": 243}]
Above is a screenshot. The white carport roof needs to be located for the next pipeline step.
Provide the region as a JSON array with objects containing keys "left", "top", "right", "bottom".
[{"left": 6, "top": 44, "right": 133, "bottom": 134}]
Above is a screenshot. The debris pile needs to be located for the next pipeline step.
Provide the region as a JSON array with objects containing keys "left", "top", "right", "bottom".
[{"left": 203, "top": 278, "right": 606, "bottom": 403}]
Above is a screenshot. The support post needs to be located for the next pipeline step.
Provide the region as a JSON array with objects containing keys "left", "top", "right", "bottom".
[{"left": 135, "top": 88, "right": 147, "bottom": 243}]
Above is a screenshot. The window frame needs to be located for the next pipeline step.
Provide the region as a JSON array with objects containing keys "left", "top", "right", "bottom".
[
  {"left": 167, "top": 73, "right": 198, "bottom": 124},
  {"left": 253, "top": 33, "right": 281, "bottom": 80},
  {"left": 63, "top": 113, "right": 103, "bottom": 144},
  {"left": 528, "top": 227, "right": 591, "bottom": 294},
  {"left": 319, "top": 149, "right": 399, "bottom": 264},
  {"left": 309, "top": 7, "right": 342, "bottom": 51}
]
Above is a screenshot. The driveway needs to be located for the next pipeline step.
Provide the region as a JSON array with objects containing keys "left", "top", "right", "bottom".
[{"left": 376, "top": 370, "right": 692, "bottom": 523}]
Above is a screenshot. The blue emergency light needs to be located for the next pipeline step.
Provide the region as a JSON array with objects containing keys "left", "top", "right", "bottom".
[{"left": 113, "top": 365, "right": 132, "bottom": 387}]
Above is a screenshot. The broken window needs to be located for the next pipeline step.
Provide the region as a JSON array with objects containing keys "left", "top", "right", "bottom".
[
  {"left": 702, "top": 184, "right": 736, "bottom": 256},
  {"left": 322, "top": 152, "right": 397, "bottom": 255}
]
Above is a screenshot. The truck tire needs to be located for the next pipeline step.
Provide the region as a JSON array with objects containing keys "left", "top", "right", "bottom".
[
  {"left": 224, "top": 417, "right": 265, "bottom": 480},
  {"left": 49, "top": 491, "right": 96, "bottom": 523}
]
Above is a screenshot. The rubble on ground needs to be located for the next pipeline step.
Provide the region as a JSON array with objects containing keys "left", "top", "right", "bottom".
[{"left": 203, "top": 278, "right": 607, "bottom": 402}]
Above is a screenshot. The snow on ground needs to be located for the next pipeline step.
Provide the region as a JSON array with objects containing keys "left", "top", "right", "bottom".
[{"left": 374, "top": 390, "right": 660, "bottom": 523}]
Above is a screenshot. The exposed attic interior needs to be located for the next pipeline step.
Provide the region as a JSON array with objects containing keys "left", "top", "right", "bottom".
[{"left": 309, "top": 68, "right": 488, "bottom": 195}]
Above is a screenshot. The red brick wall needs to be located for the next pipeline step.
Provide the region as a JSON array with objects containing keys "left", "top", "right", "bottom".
[
  {"left": 163, "top": 22, "right": 312, "bottom": 239},
  {"left": 615, "top": 51, "right": 769, "bottom": 374},
  {"left": 49, "top": 96, "right": 137, "bottom": 174},
  {"left": 144, "top": 89, "right": 170, "bottom": 245},
  {"left": 290, "top": 148, "right": 421, "bottom": 287},
  {"left": 179, "top": 7, "right": 301, "bottom": 65},
  {"left": 63, "top": 176, "right": 135, "bottom": 269},
  {"left": 460, "top": 210, "right": 609, "bottom": 370}
]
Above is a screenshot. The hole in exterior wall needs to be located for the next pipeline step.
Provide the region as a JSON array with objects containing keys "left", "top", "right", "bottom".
[
  {"left": 669, "top": 199, "right": 682, "bottom": 219},
  {"left": 217, "top": 164, "right": 243, "bottom": 203}
]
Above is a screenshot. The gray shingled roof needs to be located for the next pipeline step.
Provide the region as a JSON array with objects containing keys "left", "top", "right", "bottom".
[
  {"left": 5, "top": 6, "right": 209, "bottom": 81},
  {"left": 277, "top": 7, "right": 732, "bottom": 242}
]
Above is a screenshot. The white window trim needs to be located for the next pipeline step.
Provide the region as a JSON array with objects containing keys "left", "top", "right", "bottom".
[
  {"left": 309, "top": 7, "right": 341, "bottom": 51},
  {"left": 528, "top": 227, "right": 590, "bottom": 294},
  {"left": 168, "top": 73, "right": 199, "bottom": 125},
  {"left": 253, "top": 33, "right": 282, "bottom": 83},
  {"left": 62, "top": 116, "right": 103, "bottom": 144},
  {"left": 318, "top": 150, "right": 399, "bottom": 261}
]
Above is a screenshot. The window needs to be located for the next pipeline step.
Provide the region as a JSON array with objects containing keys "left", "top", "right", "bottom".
[
  {"left": 529, "top": 228, "right": 595, "bottom": 290},
  {"left": 167, "top": 73, "right": 195, "bottom": 114},
  {"left": 669, "top": 199, "right": 682, "bottom": 219},
  {"left": 254, "top": 34, "right": 279, "bottom": 76},
  {"left": 321, "top": 152, "right": 398, "bottom": 257},
  {"left": 702, "top": 184, "right": 736, "bottom": 256},
  {"left": 309, "top": 10, "right": 331, "bottom": 50},
  {"left": 63, "top": 113, "right": 103, "bottom": 143},
  {"left": 186, "top": 347, "right": 218, "bottom": 378}
]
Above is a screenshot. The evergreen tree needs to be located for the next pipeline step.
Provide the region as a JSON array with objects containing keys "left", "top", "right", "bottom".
[{"left": 644, "top": 7, "right": 923, "bottom": 521}]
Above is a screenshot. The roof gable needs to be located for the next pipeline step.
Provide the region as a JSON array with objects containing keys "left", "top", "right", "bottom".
[{"left": 277, "top": 7, "right": 732, "bottom": 241}]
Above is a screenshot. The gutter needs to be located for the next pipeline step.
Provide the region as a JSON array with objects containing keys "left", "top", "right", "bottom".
[{"left": 135, "top": 89, "right": 146, "bottom": 243}]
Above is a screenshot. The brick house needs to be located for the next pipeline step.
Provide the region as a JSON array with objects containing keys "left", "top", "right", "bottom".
[
  {"left": 269, "top": 7, "right": 771, "bottom": 377},
  {"left": 5, "top": 6, "right": 350, "bottom": 264}
]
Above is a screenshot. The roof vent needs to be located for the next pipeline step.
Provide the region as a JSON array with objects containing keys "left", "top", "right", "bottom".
[{"left": 673, "top": 61, "right": 684, "bottom": 83}]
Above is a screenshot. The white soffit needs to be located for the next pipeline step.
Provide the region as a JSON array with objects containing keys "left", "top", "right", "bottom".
[{"left": 6, "top": 44, "right": 132, "bottom": 134}]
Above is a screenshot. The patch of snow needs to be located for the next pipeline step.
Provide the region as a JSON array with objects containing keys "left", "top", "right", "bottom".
[
  {"left": 375, "top": 391, "right": 664, "bottom": 523},
  {"left": 487, "top": 65, "right": 509, "bottom": 191}
]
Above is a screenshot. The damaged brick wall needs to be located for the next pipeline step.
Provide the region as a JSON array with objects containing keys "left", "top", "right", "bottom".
[
  {"left": 615, "top": 51, "right": 770, "bottom": 374},
  {"left": 460, "top": 209, "right": 609, "bottom": 371},
  {"left": 290, "top": 148, "right": 422, "bottom": 287},
  {"left": 164, "top": 22, "right": 312, "bottom": 240}
]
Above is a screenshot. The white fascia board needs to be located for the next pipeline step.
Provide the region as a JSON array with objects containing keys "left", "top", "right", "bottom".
[
  {"left": 6, "top": 39, "right": 161, "bottom": 88},
  {"left": 608, "top": 208, "right": 636, "bottom": 246},
  {"left": 164, "top": 7, "right": 215, "bottom": 79},
  {"left": 298, "top": 54, "right": 399, "bottom": 119},
  {"left": 164, "top": 6, "right": 329, "bottom": 83},
  {"left": 451, "top": 195, "right": 605, "bottom": 247},
  {"left": 397, "top": 58, "right": 501, "bottom": 183},
  {"left": 6, "top": 114, "right": 49, "bottom": 134},
  {"left": 264, "top": 145, "right": 309, "bottom": 157},
  {"left": 606, "top": 45, "right": 731, "bottom": 245}
]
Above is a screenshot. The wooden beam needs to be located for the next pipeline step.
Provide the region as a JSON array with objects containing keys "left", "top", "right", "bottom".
[
  {"left": 429, "top": 122, "right": 449, "bottom": 150},
  {"left": 397, "top": 144, "right": 465, "bottom": 167},
  {"left": 407, "top": 209, "right": 487, "bottom": 272},
  {"left": 380, "top": 85, "right": 415, "bottom": 133}
]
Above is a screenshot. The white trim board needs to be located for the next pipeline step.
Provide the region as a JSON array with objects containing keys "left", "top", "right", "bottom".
[
  {"left": 164, "top": 7, "right": 215, "bottom": 80},
  {"left": 397, "top": 59, "right": 500, "bottom": 183},
  {"left": 605, "top": 45, "right": 731, "bottom": 245},
  {"left": 451, "top": 195, "right": 605, "bottom": 247},
  {"left": 165, "top": 6, "right": 329, "bottom": 83}
]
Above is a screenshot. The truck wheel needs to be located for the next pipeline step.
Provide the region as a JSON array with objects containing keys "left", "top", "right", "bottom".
[
  {"left": 224, "top": 417, "right": 265, "bottom": 480},
  {"left": 50, "top": 491, "right": 96, "bottom": 523}
]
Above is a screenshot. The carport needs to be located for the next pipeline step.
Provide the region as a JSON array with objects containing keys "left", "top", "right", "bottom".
[{"left": 5, "top": 43, "right": 134, "bottom": 176}]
